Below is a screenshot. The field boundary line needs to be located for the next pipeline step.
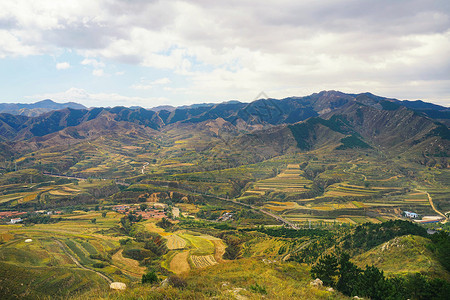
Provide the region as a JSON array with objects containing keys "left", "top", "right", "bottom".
[{"left": 54, "top": 238, "right": 113, "bottom": 284}]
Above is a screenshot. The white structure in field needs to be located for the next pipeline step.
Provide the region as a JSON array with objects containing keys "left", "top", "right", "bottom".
[{"left": 404, "top": 211, "right": 418, "bottom": 219}]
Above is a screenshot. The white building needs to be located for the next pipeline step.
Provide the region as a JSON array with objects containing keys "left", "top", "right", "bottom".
[{"left": 404, "top": 211, "right": 418, "bottom": 219}]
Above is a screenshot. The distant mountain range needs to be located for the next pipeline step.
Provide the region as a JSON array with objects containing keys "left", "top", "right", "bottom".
[
  {"left": 0, "top": 91, "right": 448, "bottom": 166},
  {"left": 0, "top": 99, "right": 86, "bottom": 117}
]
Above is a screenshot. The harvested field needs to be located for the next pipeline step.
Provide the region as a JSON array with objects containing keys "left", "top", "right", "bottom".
[
  {"left": 190, "top": 255, "right": 217, "bottom": 268},
  {"left": 166, "top": 234, "right": 186, "bottom": 250},
  {"left": 211, "top": 240, "right": 226, "bottom": 263},
  {"left": 170, "top": 251, "right": 190, "bottom": 274}
]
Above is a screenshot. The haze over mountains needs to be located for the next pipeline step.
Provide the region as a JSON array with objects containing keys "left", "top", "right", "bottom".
[{"left": 0, "top": 99, "right": 86, "bottom": 117}]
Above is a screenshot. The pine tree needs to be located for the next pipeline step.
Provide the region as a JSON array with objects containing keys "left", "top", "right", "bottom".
[
  {"left": 336, "top": 253, "right": 361, "bottom": 296},
  {"left": 310, "top": 254, "right": 339, "bottom": 286}
]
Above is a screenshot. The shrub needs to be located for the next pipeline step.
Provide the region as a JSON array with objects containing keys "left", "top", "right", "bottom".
[
  {"left": 249, "top": 283, "right": 267, "bottom": 294},
  {"left": 142, "top": 271, "right": 158, "bottom": 284},
  {"left": 168, "top": 275, "right": 187, "bottom": 288},
  {"left": 92, "top": 262, "right": 106, "bottom": 268},
  {"left": 119, "top": 238, "right": 132, "bottom": 245}
]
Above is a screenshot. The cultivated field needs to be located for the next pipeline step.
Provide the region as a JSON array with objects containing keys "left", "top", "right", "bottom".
[
  {"left": 166, "top": 234, "right": 187, "bottom": 250},
  {"left": 190, "top": 254, "right": 217, "bottom": 268}
]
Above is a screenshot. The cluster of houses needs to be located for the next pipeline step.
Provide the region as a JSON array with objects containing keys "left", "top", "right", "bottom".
[
  {"left": 34, "top": 210, "right": 63, "bottom": 215},
  {"left": 0, "top": 210, "right": 64, "bottom": 224},
  {"left": 0, "top": 211, "right": 27, "bottom": 224},
  {"left": 217, "top": 212, "right": 233, "bottom": 221},
  {"left": 111, "top": 204, "right": 168, "bottom": 220}
]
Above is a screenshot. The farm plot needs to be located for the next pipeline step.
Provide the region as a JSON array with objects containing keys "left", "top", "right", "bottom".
[
  {"left": 403, "top": 192, "right": 429, "bottom": 204},
  {"left": 166, "top": 234, "right": 187, "bottom": 250},
  {"left": 111, "top": 249, "right": 146, "bottom": 277},
  {"left": 169, "top": 251, "right": 190, "bottom": 274},
  {"left": 190, "top": 255, "right": 217, "bottom": 268},
  {"left": 265, "top": 201, "right": 300, "bottom": 212},
  {"left": 324, "top": 183, "right": 382, "bottom": 197},
  {"left": 244, "top": 164, "right": 312, "bottom": 196},
  {"left": 179, "top": 233, "right": 215, "bottom": 256}
]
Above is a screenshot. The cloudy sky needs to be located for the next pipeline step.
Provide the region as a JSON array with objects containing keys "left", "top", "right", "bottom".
[{"left": 0, "top": 0, "right": 449, "bottom": 107}]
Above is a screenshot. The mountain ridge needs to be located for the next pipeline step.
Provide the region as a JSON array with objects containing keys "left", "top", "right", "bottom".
[
  {"left": 0, "top": 99, "right": 86, "bottom": 117},
  {"left": 0, "top": 91, "right": 448, "bottom": 167}
]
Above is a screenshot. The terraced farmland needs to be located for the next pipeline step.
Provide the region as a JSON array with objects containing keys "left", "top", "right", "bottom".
[
  {"left": 243, "top": 164, "right": 312, "bottom": 197},
  {"left": 264, "top": 201, "right": 301, "bottom": 212},
  {"left": 324, "top": 183, "right": 383, "bottom": 197},
  {"left": 166, "top": 234, "right": 187, "bottom": 250},
  {"left": 190, "top": 254, "right": 217, "bottom": 268}
]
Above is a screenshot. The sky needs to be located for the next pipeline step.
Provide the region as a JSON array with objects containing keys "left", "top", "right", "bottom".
[{"left": 0, "top": 0, "right": 449, "bottom": 108}]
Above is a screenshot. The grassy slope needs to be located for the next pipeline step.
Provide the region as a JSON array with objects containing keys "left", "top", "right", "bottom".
[
  {"left": 0, "top": 261, "right": 107, "bottom": 299},
  {"left": 81, "top": 258, "right": 350, "bottom": 299},
  {"left": 353, "top": 234, "right": 449, "bottom": 280}
]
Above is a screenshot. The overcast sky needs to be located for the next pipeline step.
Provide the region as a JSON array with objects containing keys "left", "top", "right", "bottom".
[{"left": 0, "top": 0, "right": 449, "bottom": 107}]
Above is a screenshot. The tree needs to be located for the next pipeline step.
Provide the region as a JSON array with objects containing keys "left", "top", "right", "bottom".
[
  {"left": 140, "top": 203, "right": 148, "bottom": 211},
  {"left": 142, "top": 271, "right": 158, "bottom": 284},
  {"left": 102, "top": 211, "right": 107, "bottom": 218},
  {"left": 91, "top": 218, "right": 96, "bottom": 224},
  {"left": 157, "top": 217, "right": 173, "bottom": 229},
  {"left": 336, "top": 253, "right": 361, "bottom": 296},
  {"left": 354, "top": 265, "right": 388, "bottom": 300},
  {"left": 310, "top": 254, "right": 339, "bottom": 286}
]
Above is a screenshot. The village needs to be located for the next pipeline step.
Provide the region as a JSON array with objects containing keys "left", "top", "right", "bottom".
[{"left": 0, "top": 202, "right": 177, "bottom": 225}]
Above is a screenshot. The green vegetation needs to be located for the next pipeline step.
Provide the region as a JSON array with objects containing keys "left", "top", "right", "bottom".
[
  {"left": 0, "top": 91, "right": 449, "bottom": 298},
  {"left": 311, "top": 252, "right": 450, "bottom": 300}
]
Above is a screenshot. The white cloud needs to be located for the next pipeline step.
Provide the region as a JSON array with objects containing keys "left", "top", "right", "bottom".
[
  {"left": 26, "top": 87, "right": 169, "bottom": 108},
  {"left": 1, "top": 1, "right": 450, "bottom": 105},
  {"left": 56, "top": 62, "right": 70, "bottom": 70},
  {"left": 81, "top": 58, "right": 105, "bottom": 68},
  {"left": 92, "top": 69, "right": 104, "bottom": 76},
  {"left": 132, "top": 77, "right": 171, "bottom": 90}
]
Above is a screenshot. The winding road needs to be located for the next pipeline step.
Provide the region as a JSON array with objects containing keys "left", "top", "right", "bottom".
[
  {"left": 417, "top": 190, "right": 448, "bottom": 223},
  {"left": 207, "top": 195, "right": 299, "bottom": 229}
]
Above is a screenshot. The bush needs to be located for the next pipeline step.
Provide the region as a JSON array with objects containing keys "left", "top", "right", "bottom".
[
  {"left": 123, "top": 248, "right": 154, "bottom": 261},
  {"left": 92, "top": 262, "right": 106, "bottom": 268},
  {"left": 119, "top": 238, "right": 132, "bottom": 245},
  {"left": 142, "top": 271, "right": 158, "bottom": 284},
  {"left": 168, "top": 275, "right": 187, "bottom": 288},
  {"left": 249, "top": 283, "right": 267, "bottom": 294}
]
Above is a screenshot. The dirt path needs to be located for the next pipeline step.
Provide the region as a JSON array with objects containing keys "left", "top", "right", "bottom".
[
  {"left": 418, "top": 190, "right": 448, "bottom": 222},
  {"left": 141, "top": 162, "right": 149, "bottom": 174},
  {"left": 170, "top": 251, "right": 190, "bottom": 274},
  {"left": 211, "top": 239, "right": 226, "bottom": 262},
  {"left": 112, "top": 249, "right": 146, "bottom": 277},
  {"left": 54, "top": 239, "right": 112, "bottom": 284}
]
